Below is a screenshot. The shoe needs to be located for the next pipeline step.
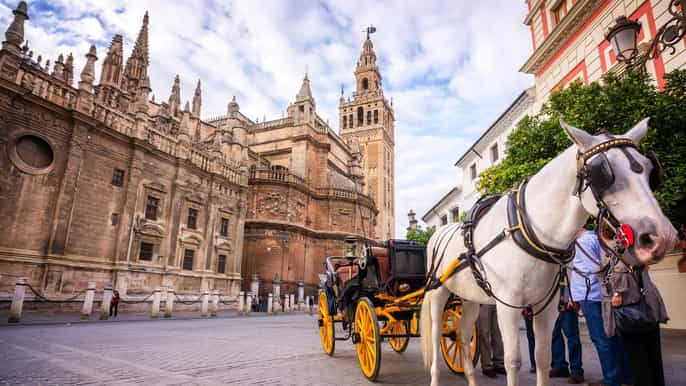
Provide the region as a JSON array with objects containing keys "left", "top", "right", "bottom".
[
  {"left": 549, "top": 368, "right": 571, "bottom": 378},
  {"left": 529, "top": 367, "right": 536, "bottom": 374},
  {"left": 494, "top": 367, "right": 507, "bottom": 375},
  {"left": 568, "top": 374, "right": 585, "bottom": 384},
  {"left": 482, "top": 369, "right": 497, "bottom": 378}
]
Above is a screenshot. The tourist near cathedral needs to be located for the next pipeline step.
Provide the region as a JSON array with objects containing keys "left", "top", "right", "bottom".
[{"left": 1, "top": 1, "right": 685, "bottom": 386}]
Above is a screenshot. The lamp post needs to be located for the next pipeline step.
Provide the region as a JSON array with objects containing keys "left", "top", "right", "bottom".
[{"left": 606, "top": 0, "right": 686, "bottom": 70}]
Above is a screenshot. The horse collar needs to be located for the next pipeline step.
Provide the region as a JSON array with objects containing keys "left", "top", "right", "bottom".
[{"left": 506, "top": 178, "right": 575, "bottom": 264}]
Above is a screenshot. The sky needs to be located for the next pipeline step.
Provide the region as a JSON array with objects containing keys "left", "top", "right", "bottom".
[{"left": 0, "top": 0, "right": 534, "bottom": 237}]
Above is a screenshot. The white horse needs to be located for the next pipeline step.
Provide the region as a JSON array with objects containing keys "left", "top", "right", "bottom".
[{"left": 420, "top": 118, "right": 677, "bottom": 386}]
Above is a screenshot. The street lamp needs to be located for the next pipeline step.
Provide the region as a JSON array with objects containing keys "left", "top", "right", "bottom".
[{"left": 606, "top": 0, "right": 686, "bottom": 69}]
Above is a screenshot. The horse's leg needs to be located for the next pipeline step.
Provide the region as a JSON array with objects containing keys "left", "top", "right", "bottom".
[
  {"left": 496, "top": 305, "right": 522, "bottom": 386},
  {"left": 429, "top": 286, "right": 451, "bottom": 386},
  {"left": 459, "top": 301, "right": 480, "bottom": 386},
  {"left": 533, "top": 302, "right": 558, "bottom": 386}
]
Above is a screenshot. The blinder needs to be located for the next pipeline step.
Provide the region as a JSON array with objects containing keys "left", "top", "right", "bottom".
[
  {"left": 586, "top": 153, "right": 615, "bottom": 195},
  {"left": 582, "top": 145, "right": 663, "bottom": 196}
]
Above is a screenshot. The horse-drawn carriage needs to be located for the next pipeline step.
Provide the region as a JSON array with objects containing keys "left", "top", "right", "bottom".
[{"left": 317, "top": 237, "right": 479, "bottom": 381}]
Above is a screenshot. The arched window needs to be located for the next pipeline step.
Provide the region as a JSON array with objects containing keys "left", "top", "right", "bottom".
[
  {"left": 375, "top": 80, "right": 379, "bottom": 89},
  {"left": 342, "top": 115, "right": 347, "bottom": 129},
  {"left": 366, "top": 110, "right": 371, "bottom": 125},
  {"left": 357, "top": 107, "right": 364, "bottom": 125},
  {"left": 349, "top": 114, "right": 353, "bottom": 128},
  {"left": 373, "top": 110, "right": 379, "bottom": 124},
  {"left": 362, "top": 78, "right": 369, "bottom": 90}
]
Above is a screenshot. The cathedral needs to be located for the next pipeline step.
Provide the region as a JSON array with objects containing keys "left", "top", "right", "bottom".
[{"left": 0, "top": 2, "right": 394, "bottom": 301}]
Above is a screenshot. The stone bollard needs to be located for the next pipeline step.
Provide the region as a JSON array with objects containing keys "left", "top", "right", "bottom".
[
  {"left": 201, "top": 290, "right": 209, "bottom": 317},
  {"left": 80, "top": 281, "right": 96, "bottom": 320},
  {"left": 290, "top": 294, "right": 295, "bottom": 312},
  {"left": 238, "top": 291, "right": 245, "bottom": 315},
  {"left": 267, "top": 293, "right": 273, "bottom": 314},
  {"left": 246, "top": 291, "right": 253, "bottom": 315},
  {"left": 100, "top": 284, "right": 113, "bottom": 320},
  {"left": 151, "top": 288, "right": 161, "bottom": 318},
  {"left": 164, "top": 288, "right": 175, "bottom": 318},
  {"left": 285, "top": 295, "right": 290, "bottom": 313},
  {"left": 297, "top": 280, "right": 304, "bottom": 309},
  {"left": 8, "top": 277, "right": 27, "bottom": 323},
  {"left": 211, "top": 291, "right": 219, "bottom": 317}
]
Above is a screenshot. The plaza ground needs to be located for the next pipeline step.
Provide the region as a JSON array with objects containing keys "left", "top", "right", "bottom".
[{"left": 0, "top": 313, "right": 685, "bottom": 385}]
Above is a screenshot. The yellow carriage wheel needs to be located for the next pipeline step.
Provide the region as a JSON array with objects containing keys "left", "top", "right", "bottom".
[
  {"left": 440, "top": 304, "right": 479, "bottom": 374},
  {"left": 354, "top": 297, "right": 381, "bottom": 381},
  {"left": 318, "top": 290, "right": 335, "bottom": 356},
  {"left": 387, "top": 320, "right": 410, "bottom": 353}
]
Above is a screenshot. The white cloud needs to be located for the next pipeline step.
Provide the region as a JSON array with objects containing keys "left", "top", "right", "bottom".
[{"left": 1, "top": 0, "right": 534, "bottom": 237}]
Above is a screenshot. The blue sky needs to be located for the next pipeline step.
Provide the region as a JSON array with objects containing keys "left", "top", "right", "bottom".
[{"left": 0, "top": 0, "right": 534, "bottom": 237}]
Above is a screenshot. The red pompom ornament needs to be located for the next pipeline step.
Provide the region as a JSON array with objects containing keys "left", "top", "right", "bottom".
[{"left": 617, "top": 223, "right": 635, "bottom": 248}]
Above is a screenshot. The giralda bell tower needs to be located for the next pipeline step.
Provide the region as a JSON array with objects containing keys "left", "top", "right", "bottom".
[{"left": 339, "top": 27, "right": 395, "bottom": 240}]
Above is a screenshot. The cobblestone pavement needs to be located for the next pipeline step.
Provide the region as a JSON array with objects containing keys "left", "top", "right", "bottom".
[{"left": 1, "top": 313, "right": 684, "bottom": 385}]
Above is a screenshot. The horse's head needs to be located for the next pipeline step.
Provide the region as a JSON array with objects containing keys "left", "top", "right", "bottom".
[{"left": 561, "top": 118, "right": 677, "bottom": 265}]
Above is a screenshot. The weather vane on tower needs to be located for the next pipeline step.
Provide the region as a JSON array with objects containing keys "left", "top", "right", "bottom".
[{"left": 365, "top": 25, "right": 376, "bottom": 40}]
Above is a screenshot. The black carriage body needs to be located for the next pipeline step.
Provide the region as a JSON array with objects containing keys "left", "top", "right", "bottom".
[{"left": 383, "top": 239, "right": 426, "bottom": 290}]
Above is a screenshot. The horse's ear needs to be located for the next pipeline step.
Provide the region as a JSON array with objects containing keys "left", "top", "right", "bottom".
[
  {"left": 623, "top": 117, "right": 650, "bottom": 144},
  {"left": 560, "top": 119, "right": 594, "bottom": 151}
]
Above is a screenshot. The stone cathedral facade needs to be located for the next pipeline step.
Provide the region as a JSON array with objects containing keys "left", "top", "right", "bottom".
[{"left": 0, "top": 3, "right": 393, "bottom": 301}]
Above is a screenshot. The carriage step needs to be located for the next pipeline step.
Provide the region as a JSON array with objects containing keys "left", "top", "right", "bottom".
[{"left": 352, "top": 332, "right": 361, "bottom": 344}]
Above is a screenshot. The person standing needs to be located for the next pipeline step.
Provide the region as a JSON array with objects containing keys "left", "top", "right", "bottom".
[
  {"left": 477, "top": 304, "right": 505, "bottom": 377},
  {"left": 110, "top": 290, "right": 120, "bottom": 317},
  {"left": 572, "top": 226, "right": 631, "bottom": 386},
  {"left": 605, "top": 254, "right": 668, "bottom": 386},
  {"left": 549, "top": 282, "right": 584, "bottom": 384}
]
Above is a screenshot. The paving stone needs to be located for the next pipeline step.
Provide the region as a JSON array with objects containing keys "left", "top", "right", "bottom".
[{"left": 0, "top": 314, "right": 684, "bottom": 385}]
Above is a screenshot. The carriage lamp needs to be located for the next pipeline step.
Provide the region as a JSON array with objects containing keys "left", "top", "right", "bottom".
[
  {"left": 344, "top": 235, "right": 358, "bottom": 257},
  {"left": 606, "top": 0, "right": 686, "bottom": 70}
]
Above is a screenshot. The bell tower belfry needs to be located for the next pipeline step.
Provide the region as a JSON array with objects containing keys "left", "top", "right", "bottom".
[{"left": 339, "top": 27, "right": 395, "bottom": 240}]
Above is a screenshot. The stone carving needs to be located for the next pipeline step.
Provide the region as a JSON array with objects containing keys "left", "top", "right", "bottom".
[{"left": 257, "top": 192, "right": 288, "bottom": 217}]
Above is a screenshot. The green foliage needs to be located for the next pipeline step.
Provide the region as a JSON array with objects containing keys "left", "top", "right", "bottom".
[
  {"left": 477, "top": 70, "right": 686, "bottom": 224},
  {"left": 406, "top": 225, "right": 436, "bottom": 246},
  {"left": 458, "top": 211, "right": 468, "bottom": 222}
]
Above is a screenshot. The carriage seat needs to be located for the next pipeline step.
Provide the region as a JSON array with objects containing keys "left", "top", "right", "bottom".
[
  {"left": 335, "top": 264, "right": 359, "bottom": 285},
  {"left": 368, "top": 247, "right": 390, "bottom": 283}
]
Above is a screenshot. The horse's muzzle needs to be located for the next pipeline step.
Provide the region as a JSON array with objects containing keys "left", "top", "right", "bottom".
[{"left": 633, "top": 219, "right": 678, "bottom": 264}]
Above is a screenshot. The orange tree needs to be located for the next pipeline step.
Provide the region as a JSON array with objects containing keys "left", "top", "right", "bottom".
[{"left": 477, "top": 70, "right": 686, "bottom": 225}]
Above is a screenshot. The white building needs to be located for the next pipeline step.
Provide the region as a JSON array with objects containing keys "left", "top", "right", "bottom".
[{"left": 422, "top": 88, "right": 536, "bottom": 227}]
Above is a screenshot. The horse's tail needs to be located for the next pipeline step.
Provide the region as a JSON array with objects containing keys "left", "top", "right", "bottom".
[{"left": 420, "top": 289, "right": 434, "bottom": 370}]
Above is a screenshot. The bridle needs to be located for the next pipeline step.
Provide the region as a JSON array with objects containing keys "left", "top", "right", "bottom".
[{"left": 573, "top": 137, "right": 663, "bottom": 263}]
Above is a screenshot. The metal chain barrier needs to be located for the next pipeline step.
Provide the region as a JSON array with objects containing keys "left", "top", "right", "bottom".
[
  {"left": 219, "top": 296, "right": 234, "bottom": 305},
  {"left": 119, "top": 293, "right": 154, "bottom": 304},
  {"left": 174, "top": 293, "right": 201, "bottom": 305},
  {"left": 24, "top": 282, "right": 85, "bottom": 303}
]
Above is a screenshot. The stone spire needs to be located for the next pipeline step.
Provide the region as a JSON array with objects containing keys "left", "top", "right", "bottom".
[
  {"left": 135, "top": 76, "right": 151, "bottom": 113},
  {"left": 227, "top": 95, "right": 240, "bottom": 116},
  {"left": 168, "top": 74, "right": 181, "bottom": 117},
  {"left": 358, "top": 36, "right": 377, "bottom": 69},
  {"left": 192, "top": 79, "right": 201, "bottom": 117},
  {"left": 78, "top": 45, "right": 97, "bottom": 92},
  {"left": 407, "top": 210, "right": 418, "bottom": 231},
  {"left": 64, "top": 53, "right": 74, "bottom": 85},
  {"left": 296, "top": 73, "right": 313, "bottom": 102},
  {"left": 123, "top": 12, "right": 149, "bottom": 93},
  {"left": 52, "top": 53, "right": 64, "bottom": 79},
  {"left": 2, "top": 1, "right": 29, "bottom": 54},
  {"left": 100, "top": 34, "right": 124, "bottom": 87}
]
